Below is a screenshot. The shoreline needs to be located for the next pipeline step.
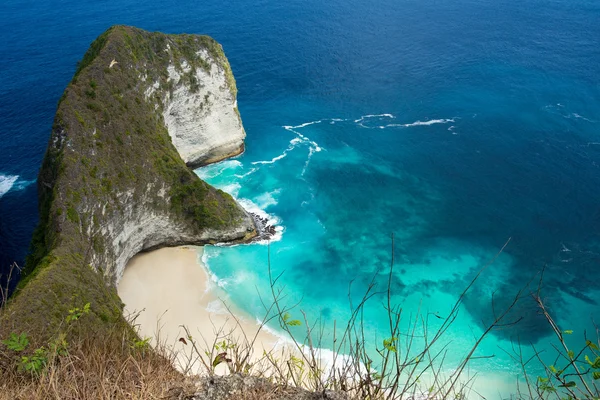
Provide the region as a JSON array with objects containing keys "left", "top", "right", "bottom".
[
  {"left": 117, "top": 246, "right": 516, "bottom": 397},
  {"left": 117, "top": 246, "right": 287, "bottom": 375}
]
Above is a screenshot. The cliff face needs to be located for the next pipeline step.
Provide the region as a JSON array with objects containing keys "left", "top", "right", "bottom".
[
  {"left": 163, "top": 55, "right": 245, "bottom": 167},
  {"left": 3, "top": 26, "right": 256, "bottom": 337}
]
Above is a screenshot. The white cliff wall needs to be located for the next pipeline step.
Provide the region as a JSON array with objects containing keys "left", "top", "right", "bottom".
[{"left": 162, "top": 51, "right": 245, "bottom": 168}]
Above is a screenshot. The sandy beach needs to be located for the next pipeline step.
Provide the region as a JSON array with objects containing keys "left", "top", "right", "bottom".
[{"left": 117, "top": 246, "right": 285, "bottom": 375}]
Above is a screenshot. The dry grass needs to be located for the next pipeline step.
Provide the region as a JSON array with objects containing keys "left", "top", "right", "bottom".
[
  {"left": 0, "top": 263, "right": 186, "bottom": 400},
  {"left": 0, "top": 325, "right": 192, "bottom": 400}
]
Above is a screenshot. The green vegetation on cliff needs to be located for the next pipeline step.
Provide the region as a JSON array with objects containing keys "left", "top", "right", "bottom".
[{"left": 1, "top": 25, "right": 254, "bottom": 346}]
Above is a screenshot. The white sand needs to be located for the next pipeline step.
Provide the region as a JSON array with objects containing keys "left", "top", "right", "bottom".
[{"left": 117, "top": 246, "right": 286, "bottom": 374}]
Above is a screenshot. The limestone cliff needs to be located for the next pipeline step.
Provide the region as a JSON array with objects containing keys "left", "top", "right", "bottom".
[
  {"left": 2, "top": 26, "right": 256, "bottom": 338},
  {"left": 162, "top": 54, "right": 246, "bottom": 167}
]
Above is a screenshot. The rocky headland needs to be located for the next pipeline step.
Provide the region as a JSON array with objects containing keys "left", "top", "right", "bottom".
[{"left": 1, "top": 25, "right": 260, "bottom": 340}]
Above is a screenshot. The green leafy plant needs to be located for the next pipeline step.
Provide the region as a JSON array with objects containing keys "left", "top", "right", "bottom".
[
  {"left": 215, "top": 339, "right": 237, "bottom": 352},
  {"left": 130, "top": 336, "right": 151, "bottom": 355},
  {"left": 20, "top": 347, "right": 48, "bottom": 376},
  {"left": 382, "top": 337, "right": 398, "bottom": 353},
  {"left": 2, "top": 332, "right": 30, "bottom": 352},
  {"left": 66, "top": 302, "right": 91, "bottom": 323},
  {"left": 49, "top": 333, "right": 69, "bottom": 357},
  {"left": 282, "top": 312, "right": 301, "bottom": 327}
]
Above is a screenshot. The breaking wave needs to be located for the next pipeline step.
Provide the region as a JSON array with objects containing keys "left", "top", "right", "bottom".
[
  {"left": 196, "top": 160, "right": 243, "bottom": 180},
  {"left": 396, "top": 118, "right": 456, "bottom": 127},
  {"left": 237, "top": 198, "right": 284, "bottom": 243},
  {"left": 0, "top": 174, "right": 18, "bottom": 198},
  {"left": 0, "top": 174, "right": 33, "bottom": 199},
  {"left": 290, "top": 114, "right": 458, "bottom": 130}
]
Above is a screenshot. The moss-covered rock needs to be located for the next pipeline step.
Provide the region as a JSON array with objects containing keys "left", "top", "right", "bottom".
[{"left": 2, "top": 25, "right": 256, "bottom": 343}]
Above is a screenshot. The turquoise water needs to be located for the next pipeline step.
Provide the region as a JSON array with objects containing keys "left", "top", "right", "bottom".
[
  {"left": 195, "top": 112, "right": 588, "bottom": 391},
  {"left": 1, "top": 0, "right": 599, "bottom": 394}
]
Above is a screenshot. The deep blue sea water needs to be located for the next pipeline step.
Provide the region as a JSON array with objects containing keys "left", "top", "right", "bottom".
[{"left": 1, "top": 0, "right": 599, "bottom": 395}]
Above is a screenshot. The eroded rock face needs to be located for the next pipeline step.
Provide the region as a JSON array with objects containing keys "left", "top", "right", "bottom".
[
  {"left": 90, "top": 183, "right": 255, "bottom": 282},
  {"left": 41, "top": 26, "right": 257, "bottom": 284},
  {"left": 163, "top": 57, "right": 245, "bottom": 168}
]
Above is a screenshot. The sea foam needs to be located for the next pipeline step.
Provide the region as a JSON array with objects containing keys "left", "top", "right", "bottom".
[
  {"left": 388, "top": 118, "right": 456, "bottom": 128},
  {"left": 219, "top": 182, "right": 242, "bottom": 197},
  {"left": 196, "top": 160, "right": 242, "bottom": 180},
  {"left": 354, "top": 113, "right": 395, "bottom": 123},
  {"left": 254, "top": 189, "right": 280, "bottom": 209},
  {"left": 0, "top": 174, "right": 18, "bottom": 198},
  {"left": 283, "top": 120, "right": 323, "bottom": 129},
  {"left": 251, "top": 134, "right": 308, "bottom": 166},
  {"left": 237, "top": 198, "right": 284, "bottom": 243}
]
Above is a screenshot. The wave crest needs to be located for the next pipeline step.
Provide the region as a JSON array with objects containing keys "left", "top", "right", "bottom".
[
  {"left": 196, "top": 160, "right": 242, "bottom": 180},
  {"left": 387, "top": 118, "right": 456, "bottom": 128},
  {"left": 0, "top": 174, "right": 19, "bottom": 198}
]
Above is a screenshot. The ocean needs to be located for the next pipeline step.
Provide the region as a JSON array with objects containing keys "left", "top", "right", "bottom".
[{"left": 1, "top": 0, "right": 599, "bottom": 395}]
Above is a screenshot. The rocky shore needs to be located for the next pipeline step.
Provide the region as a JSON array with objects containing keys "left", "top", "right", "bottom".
[{"left": 250, "top": 212, "right": 279, "bottom": 241}]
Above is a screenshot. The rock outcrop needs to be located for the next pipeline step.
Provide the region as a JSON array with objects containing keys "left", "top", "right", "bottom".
[
  {"left": 163, "top": 56, "right": 245, "bottom": 168},
  {"left": 3, "top": 26, "right": 256, "bottom": 338}
]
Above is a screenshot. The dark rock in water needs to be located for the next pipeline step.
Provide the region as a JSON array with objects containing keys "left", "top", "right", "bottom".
[{"left": 249, "top": 212, "right": 280, "bottom": 242}]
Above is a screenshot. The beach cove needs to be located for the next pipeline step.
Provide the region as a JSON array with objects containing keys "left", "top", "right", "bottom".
[{"left": 118, "top": 246, "right": 284, "bottom": 374}]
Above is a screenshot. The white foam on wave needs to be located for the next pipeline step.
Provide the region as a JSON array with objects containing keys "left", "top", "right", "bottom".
[
  {"left": 201, "top": 250, "right": 226, "bottom": 291},
  {"left": 283, "top": 120, "right": 323, "bottom": 130},
  {"left": 302, "top": 147, "right": 318, "bottom": 176},
  {"left": 196, "top": 160, "right": 243, "bottom": 180},
  {"left": 293, "top": 131, "right": 322, "bottom": 152},
  {"left": 351, "top": 114, "right": 457, "bottom": 131},
  {"left": 205, "top": 299, "right": 230, "bottom": 315},
  {"left": 251, "top": 133, "right": 311, "bottom": 167},
  {"left": 0, "top": 174, "right": 19, "bottom": 198},
  {"left": 281, "top": 125, "right": 324, "bottom": 177},
  {"left": 254, "top": 189, "right": 280, "bottom": 209},
  {"left": 570, "top": 113, "right": 595, "bottom": 122},
  {"left": 219, "top": 182, "right": 242, "bottom": 197},
  {"left": 353, "top": 113, "right": 395, "bottom": 123},
  {"left": 251, "top": 152, "right": 288, "bottom": 165},
  {"left": 258, "top": 320, "right": 368, "bottom": 382},
  {"left": 544, "top": 104, "right": 596, "bottom": 123},
  {"left": 259, "top": 321, "right": 296, "bottom": 346},
  {"left": 353, "top": 114, "right": 396, "bottom": 129},
  {"left": 234, "top": 167, "right": 258, "bottom": 179},
  {"left": 390, "top": 118, "right": 456, "bottom": 128},
  {"left": 561, "top": 243, "right": 572, "bottom": 253},
  {"left": 13, "top": 179, "right": 35, "bottom": 190},
  {"left": 237, "top": 198, "right": 284, "bottom": 244},
  {"left": 202, "top": 249, "right": 254, "bottom": 291}
]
